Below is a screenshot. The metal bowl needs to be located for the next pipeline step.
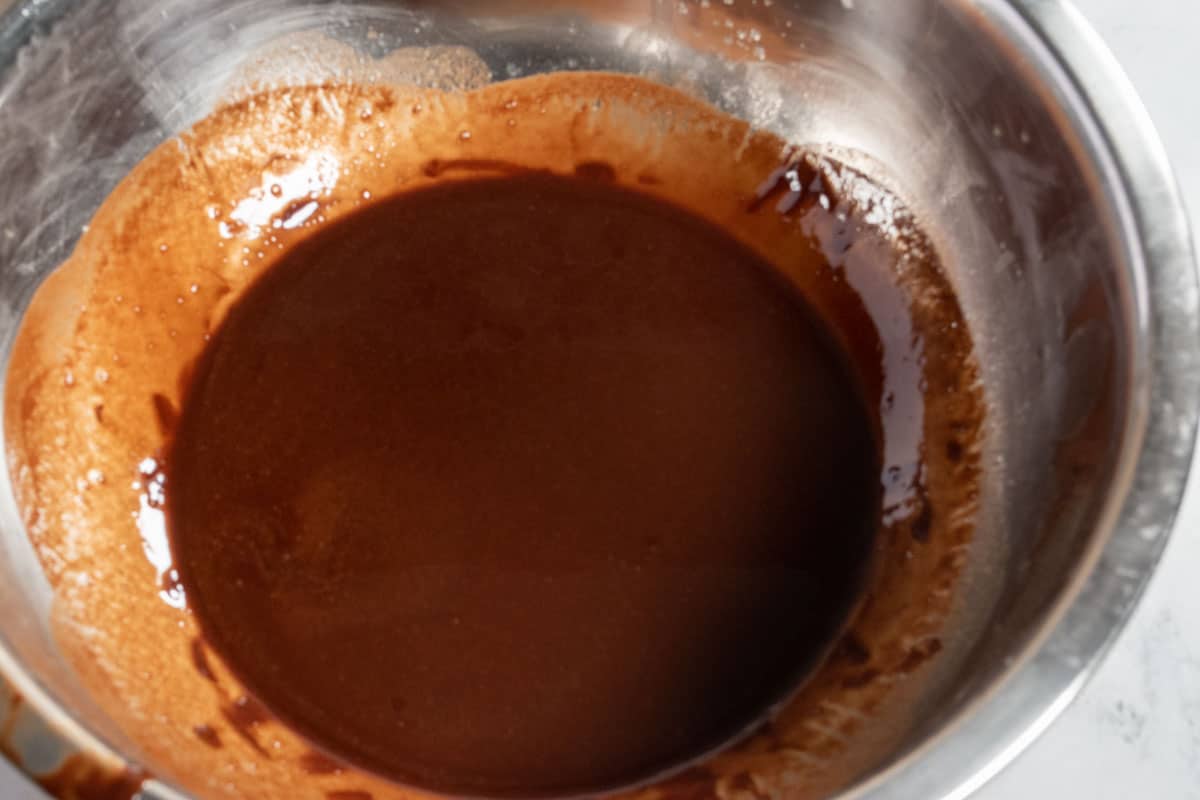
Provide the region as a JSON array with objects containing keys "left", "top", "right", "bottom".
[{"left": 0, "top": 1, "right": 1195, "bottom": 798}]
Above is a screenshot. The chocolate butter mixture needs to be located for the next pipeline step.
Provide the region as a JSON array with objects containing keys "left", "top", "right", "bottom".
[
  {"left": 5, "top": 71, "right": 984, "bottom": 800},
  {"left": 168, "top": 173, "right": 879, "bottom": 795}
]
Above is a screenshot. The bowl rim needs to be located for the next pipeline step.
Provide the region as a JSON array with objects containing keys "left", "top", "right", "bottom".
[
  {"left": 846, "top": 0, "right": 1199, "bottom": 797},
  {"left": 0, "top": 1, "right": 1196, "bottom": 798}
]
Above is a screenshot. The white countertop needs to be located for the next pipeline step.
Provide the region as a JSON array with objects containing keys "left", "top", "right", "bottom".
[{"left": 1, "top": 1, "right": 1198, "bottom": 798}]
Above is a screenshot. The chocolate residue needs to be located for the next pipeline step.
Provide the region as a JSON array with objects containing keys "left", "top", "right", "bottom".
[
  {"left": 573, "top": 160, "right": 617, "bottom": 182},
  {"left": 219, "top": 695, "right": 271, "bottom": 757},
  {"left": 301, "top": 751, "right": 347, "bottom": 776},
  {"left": 421, "top": 158, "right": 528, "bottom": 178},
  {"left": 225, "top": 695, "right": 270, "bottom": 727},
  {"left": 837, "top": 633, "right": 872, "bottom": 666},
  {"left": 748, "top": 156, "right": 823, "bottom": 214},
  {"left": 33, "top": 756, "right": 146, "bottom": 800},
  {"left": 910, "top": 501, "right": 933, "bottom": 543},
  {"left": 897, "top": 638, "right": 944, "bottom": 674},
  {"left": 189, "top": 638, "right": 217, "bottom": 684},
  {"left": 151, "top": 393, "right": 178, "bottom": 437},
  {"left": 192, "top": 724, "right": 222, "bottom": 749},
  {"left": 839, "top": 668, "right": 881, "bottom": 691}
]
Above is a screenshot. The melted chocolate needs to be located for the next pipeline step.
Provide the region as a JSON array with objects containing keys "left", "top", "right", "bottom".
[
  {"left": 32, "top": 757, "right": 146, "bottom": 800},
  {"left": 166, "top": 173, "right": 880, "bottom": 796}
]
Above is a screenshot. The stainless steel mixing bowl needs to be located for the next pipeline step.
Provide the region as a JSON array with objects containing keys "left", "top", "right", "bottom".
[{"left": 0, "top": 1, "right": 1195, "bottom": 798}]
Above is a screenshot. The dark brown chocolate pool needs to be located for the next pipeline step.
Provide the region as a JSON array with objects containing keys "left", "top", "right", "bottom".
[{"left": 165, "top": 172, "right": 880, "bottom": 797}]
